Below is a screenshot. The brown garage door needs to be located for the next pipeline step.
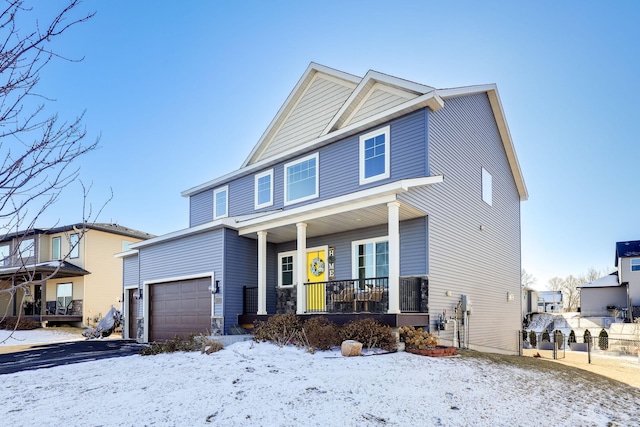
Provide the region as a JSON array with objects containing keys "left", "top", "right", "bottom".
[{"left": 149, "top": 277, "right": 212, "bottom": 342}]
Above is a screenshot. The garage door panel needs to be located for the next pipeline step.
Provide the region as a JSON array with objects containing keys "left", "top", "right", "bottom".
[{"left": 149, "top": 277, "right": 212, "bottom": 342}]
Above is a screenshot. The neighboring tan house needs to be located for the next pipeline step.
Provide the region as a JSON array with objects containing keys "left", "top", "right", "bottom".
[
  {"left": 0, "top": 223, "right": 153, "bottom": 327},
  {"left": 122, "top": 63, "right": 528, "bottom": 354},
  {"left": 579, "top": 240, "right": 639, "bottom": 321}
]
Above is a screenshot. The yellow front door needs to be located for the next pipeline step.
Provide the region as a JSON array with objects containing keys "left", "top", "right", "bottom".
[{"left": 306, "top": 250, "right": 326, "bottom": 311}]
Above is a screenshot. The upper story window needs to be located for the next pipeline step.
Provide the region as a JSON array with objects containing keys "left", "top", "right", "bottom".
[
  {"left": 52, "top": 236, "right": 61, "bottom": 260},
  {"left": 360, "top": 126, "right": 390, "bottom": 185},
  {"left": 69, "top": 233, "right": 79, "bottom": 258},
  {"left": 278, "top": 251, "right": 296, "bottom": 287},
  {"left": 284, "top": 153, "right": 318, "bottom": 205},
  {"left": 631, "top": 259, "right": 640, "bottom": 272},
  {"left": 482, "top": 167, "right": 492, "bottom": 206},
  {"left": 255, "top": 169, "right": 273, "bottom": 209},
  {"left": 0, "top": 244, "right": 10, "bottom": 266},
  {"left": 213, "top": 186, "right": 229, "bottom": 219},
  {"left": 19, "top": 238, "right": 34, "bottom": 259}
]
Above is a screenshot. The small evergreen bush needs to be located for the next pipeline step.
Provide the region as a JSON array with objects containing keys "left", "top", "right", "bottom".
[
  {"left": 598, "top": 328, "right": 609, "bottom": 350},
  {"left": 541, "top": 329, "right": 550, "bottom": 343},
  {"left": 528, "top": 330, "right": 537, "bottom": 348},
  {"left": 553, "top": 330, "right": 564, "bottom": 349},
  {"left": 568, "top": 330, "right": 576, "bottom": 345},
  {"left": 583, "top": 329, "right": 592, "bottom": 344}
]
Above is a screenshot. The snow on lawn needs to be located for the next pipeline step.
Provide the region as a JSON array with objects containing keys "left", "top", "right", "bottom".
[
  {"left": 1, "top": 337, "right": 639, "bottom": 426},
  {"left": 0, "top": 328, "right": 83, "bottom": 346}
]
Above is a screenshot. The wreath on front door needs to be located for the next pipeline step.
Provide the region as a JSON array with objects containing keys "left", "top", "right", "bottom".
[{"left": 310, "top": 257, "right": 325, "bottom": 276}]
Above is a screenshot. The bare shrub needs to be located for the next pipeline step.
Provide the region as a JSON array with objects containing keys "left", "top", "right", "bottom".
[
  {"left": 253, "top": 313, "right": 303, "bottom": 347},
  {"left": 340, "top": 318, "right": 397, "bottom": 351},
  {"left": 0, "top": 317, "right": 39, "bottom": 330},
  {"left": 303, "top": 317, "right": 340, "bottom": 350}
]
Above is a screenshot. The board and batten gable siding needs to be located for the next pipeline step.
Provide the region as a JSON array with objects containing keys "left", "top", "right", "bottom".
[
  {"left": 349, "top": 87, "right": 411, "bottom": 125},
  {"left": 408, "top": 92, "right": 521, "bottom": 354},
  {"left": 221, "top": 229, "right": 258, "bottom": 333},
  {"left": 188, "top": 109, "right": 431, "bottom": 228}
]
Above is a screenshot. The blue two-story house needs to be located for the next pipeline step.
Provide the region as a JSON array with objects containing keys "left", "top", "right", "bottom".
[{"left": 121, "top": 63, "right": 528, "bottom": 354}]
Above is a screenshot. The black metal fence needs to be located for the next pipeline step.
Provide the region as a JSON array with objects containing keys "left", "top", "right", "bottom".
[
  {"left": 400, "top": 277, "right": 423, "bottom": 313},
  {"left": 243, "top": 286, "right": 258, "bottom": 315}
]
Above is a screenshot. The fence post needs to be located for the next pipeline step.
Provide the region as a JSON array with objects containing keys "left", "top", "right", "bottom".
[{"left": 587, "top": 336, "right": 591, "bottom": 364}]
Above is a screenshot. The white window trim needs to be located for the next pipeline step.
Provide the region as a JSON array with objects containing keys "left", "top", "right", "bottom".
[
  {"left": 69, "top": 233, "right": 79, "bottom": 259},
  {"left": 351, "top": 236, "right": 389, "bottom": 278},
  {"left": 278, "top": 250, "right": 296, "bottom": 288},
  {"left": 284, "top": 152, "right": 319, "bottom": 206},
  {"left": 359, "top": 125, "right": 390, "bottom": 185},
  {"left": 213, "top": 186, "right": 229, "bottom": 219},
  {"left": 631, "top": 258, "right": 640, "bottom": 272},
  {"left": 254, "top": 169, "right": 274, "bottom": 209},
  {"left": 52, "top": 236, "right": 61, "bottom": 260},
  {"left": 482, "top": 167, "right": 492, "bottom": 206},
  {"left": 19, "top": 238, "right": 35, "bottom": 259}
]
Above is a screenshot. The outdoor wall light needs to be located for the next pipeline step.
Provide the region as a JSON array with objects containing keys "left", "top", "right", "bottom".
[
  {"left": 133, "top": 289, "right": 142, "bottom": 300},
  {"left": 214, "top": 280, "right": 220, "bottom": 294},
  {"left": 507, "top": 292, "right": 514, "bottom": 302}
]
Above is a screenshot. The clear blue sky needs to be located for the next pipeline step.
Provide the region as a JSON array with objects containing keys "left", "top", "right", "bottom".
[{"left": 26, "top": 1, "right": 640, "bottom": 289}]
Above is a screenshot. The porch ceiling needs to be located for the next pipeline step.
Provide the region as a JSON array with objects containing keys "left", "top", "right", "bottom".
[{"left": 238, "top": 201, "right": 426, "bottom": 243}]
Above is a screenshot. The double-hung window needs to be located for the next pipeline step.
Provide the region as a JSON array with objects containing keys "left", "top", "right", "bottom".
[
  {"left": 284, "top": 153, "right": 318, "bottom": 205},
  {"left": 352, "top": 237, "right": 389, "bottom": 280},
  {"left": 278, "top": 251, "right": 296, "bottom": 287},
  {"left": 52, "top": 236, "right": 61, "bottom": 260},
  {"left": 359, "top": 126, "right": 390, "bottom": 185},
  {"left": 632, "top": 259, "right": 640, "bottom": 272},
  {"left": 254, "top": 169, "right": 273, "bottom": 209},
  {"left": 214, "top": 186, "right": 229, "bottom": 219}
]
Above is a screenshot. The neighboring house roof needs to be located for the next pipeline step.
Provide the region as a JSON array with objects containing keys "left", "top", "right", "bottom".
[
  {"left": 0, "top": 260, "right": 90, "bottom": 280},
  {"left": 578, "top": 272, "right": 622, "bottom": 288},
  {"left": 615, "top": 240, "right": 640, "bottom": 266},
  {"left": 181, "top": 62, "right": 528, "bottom": 201},
  {"left": 0, "top": 223, "right": 154, "bottom": 243}
]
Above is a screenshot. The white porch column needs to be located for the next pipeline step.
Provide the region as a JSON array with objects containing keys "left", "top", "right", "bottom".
[
  {"left": 257, "top": 230, "right": 268, "bottom": 315},
  {"left": 296, "top": 222, "right": 307, "bottom": 314},
  {"left": 387, "top": 201, "right": 401, "bottom": 314}
]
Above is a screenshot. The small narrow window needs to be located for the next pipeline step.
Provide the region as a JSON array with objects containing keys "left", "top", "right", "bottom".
[
  {"left": 284, "top": 153, "right": 318, "bottom": 205},
  {"left": 631, "top": 259, "right": 640, "bottom": 272},
  {"left": 254, "top": 169, "right": 273, "bottom": 209},
  {"left": 52, "top": 236, "right": 61, "bottom": 260},
  {"left": 278, "top": 251, "right": 296, "bottom": 287},
  {"left": 359, "top": 126, "right": 390, "bottom": 185},
  {"left": 482, "top": 167, "right": 492, "bottom": 206},
  {"left": 214, "top": 186, "right": 229, "bottom": 219},
  {"left": 69, "top": 233, "right": 79, "bottom": 258}
]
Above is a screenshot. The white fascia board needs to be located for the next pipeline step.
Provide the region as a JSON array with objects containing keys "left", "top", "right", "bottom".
[
  {"left": 115, "top": 249, "right": 139, "bottom": 259},
  {"left": 437, "top": 84, "right": 529, "bottom": 201},
  {"left": 237, "top": 175, "right": 443, "bottom": 235},
  {"left": 182, "top": 93, "right": 444, "bottom": 198},
  {"left": 364, "top": 70, "right": 435, "bottom": 94},
  {"left": 129, "top": 218, "right": 236, "bottom": 249},
  {"left": 241, "top": 63, "right": 362, "bottom": 168}
]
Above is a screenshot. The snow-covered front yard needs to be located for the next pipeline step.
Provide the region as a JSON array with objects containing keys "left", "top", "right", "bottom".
[{"left": 1, "top": 330, "right": 639, "bottom": 426}]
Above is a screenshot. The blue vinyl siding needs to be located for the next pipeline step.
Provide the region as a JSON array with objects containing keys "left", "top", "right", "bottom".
[
  {"left": 123, "top": 255, "right": 139, "bottom": 288},
  {"left": 222, "top": 229, "right": 257, "bottom": 333},
  {"left": 189, "top": 109, "right": 430, "bottom": 226},
  {"left": 399, "top": 92, "right": 521, "bottom": 352}
]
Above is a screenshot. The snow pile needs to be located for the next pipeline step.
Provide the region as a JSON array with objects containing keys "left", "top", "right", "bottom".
[{"left": 1, "top": 337, "right": 639, "bottom": 426}]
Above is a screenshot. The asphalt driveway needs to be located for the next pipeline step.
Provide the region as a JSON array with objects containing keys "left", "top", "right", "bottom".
[{"left": 0, "top": 339, "right": 148, "bottom": 375}]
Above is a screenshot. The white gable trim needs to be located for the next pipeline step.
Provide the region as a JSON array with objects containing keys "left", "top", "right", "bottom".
[
  {"left": 242, "top": 63, "right": 360, "bottom": 167},
  {"left": 237, "top": 175, "right": 443, "bottom": 236},
  {"left": 321, "top": 70, "right": 436, "bottom": 136}
]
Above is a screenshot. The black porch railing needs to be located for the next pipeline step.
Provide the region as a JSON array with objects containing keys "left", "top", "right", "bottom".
[
  {"left": 243, "top": 286, "right": 258, "bottom": 315},
  {"left": 242, "top": 277, "right": 426, "bottom": 315}
]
